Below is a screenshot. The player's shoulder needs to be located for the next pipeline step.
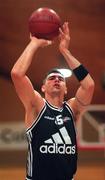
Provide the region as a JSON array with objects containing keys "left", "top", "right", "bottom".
[
  {"left": 65, "top": 99, "right": 75, "bottom": 113},
  {"left": 67, "top": 97, "right": 87, "bottom": 120},
  {"left": 32, "top": 90, "right": 45, "bottom": 110},
  {"left": 66, "top": 98, "right": 77, "bottom": 116}
]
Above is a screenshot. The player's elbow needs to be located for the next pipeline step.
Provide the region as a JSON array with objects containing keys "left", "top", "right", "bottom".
[
  {"left": 88, "top": 78, "right": 95, "bottom": 94},
  {"left": 11, "top": 68, "right": 22, "bottom": 81}
]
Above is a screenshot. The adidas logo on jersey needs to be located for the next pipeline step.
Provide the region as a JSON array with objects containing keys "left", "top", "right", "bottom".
[
  {"left": 39, "top": 127, "right": 76, "bottom": 155},
  {"left": 40, "top": 144, "right": 76, "bottom": 154}
]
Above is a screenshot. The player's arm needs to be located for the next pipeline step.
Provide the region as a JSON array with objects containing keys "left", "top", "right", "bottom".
[
  {"left": 59, "top": 22, "right": 95, "bottom": 117},
  {"left": 11, "top": 36, "right": 52, "bottom": 111},
  {"left": 67, "top": 73, "right": 95, "bottom": 118}
]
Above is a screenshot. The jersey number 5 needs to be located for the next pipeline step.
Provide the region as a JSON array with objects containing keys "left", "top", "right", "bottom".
[{"left": 55, "top": 115, "right": 63, "bottom": 125}]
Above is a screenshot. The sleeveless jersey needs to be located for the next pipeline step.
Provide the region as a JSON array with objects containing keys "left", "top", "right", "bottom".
[{"left": 26, "top": 100, "right": 77, "bottom": 180}]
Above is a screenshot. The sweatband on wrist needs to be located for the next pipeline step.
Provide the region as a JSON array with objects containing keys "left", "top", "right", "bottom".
[{"left": 73, "top": 64, "right": 89, "bottom": 81}]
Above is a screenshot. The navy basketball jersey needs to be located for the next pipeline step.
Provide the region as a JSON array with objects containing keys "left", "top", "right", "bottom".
[{"left": 26, "top": 100, "right": 77, "bottom": 180}]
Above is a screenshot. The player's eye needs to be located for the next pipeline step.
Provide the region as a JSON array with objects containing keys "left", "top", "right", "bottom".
[
  {"left": 58, "top": 77, "right": 65, "bottom": 81},
  {"left": 48, "top": 76, "right": 65, "bottom": 81},
  {"left": 48, "top": 76, "right": 56, "bottom": 80}
]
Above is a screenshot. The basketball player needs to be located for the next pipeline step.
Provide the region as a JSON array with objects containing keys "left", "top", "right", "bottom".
[{"left": 11, "top": 22, "right": 95, "bottom": 180}]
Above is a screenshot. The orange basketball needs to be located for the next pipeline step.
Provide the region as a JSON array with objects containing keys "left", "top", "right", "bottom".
[{"left": 28, "top": 7, "right": 62, "bottom": 40}]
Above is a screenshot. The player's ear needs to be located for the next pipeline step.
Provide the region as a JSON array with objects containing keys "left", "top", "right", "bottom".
[{"left": 41, "top": 84, "right": 46, "bottom": 93}]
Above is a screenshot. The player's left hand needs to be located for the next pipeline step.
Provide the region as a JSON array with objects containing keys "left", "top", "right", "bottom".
[{"left": 59, "top": 22, "right": 70, "bottom": 52}]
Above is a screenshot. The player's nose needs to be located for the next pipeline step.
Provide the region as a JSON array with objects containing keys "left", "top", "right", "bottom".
[{"left": 55, "top": 76, "right": 60, "bottom": 81}]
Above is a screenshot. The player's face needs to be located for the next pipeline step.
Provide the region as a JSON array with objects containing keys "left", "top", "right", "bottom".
[{"left": 42, "top": 73, "right": 67, "bottom": 96}]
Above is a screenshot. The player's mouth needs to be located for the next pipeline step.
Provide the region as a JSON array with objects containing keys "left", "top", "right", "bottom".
[{"left": 53, "top": 83, "right": 60, "bottom": 88}]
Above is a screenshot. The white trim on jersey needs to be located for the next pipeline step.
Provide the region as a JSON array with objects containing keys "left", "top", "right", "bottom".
[
  {"left": 26, "top": 131, "right": 33, "bottom": 177},
  {"left": 26, "top": 178, "right": 32, "bottom": 180},
  {"left": 27, "top": 143, "right": 33, "bottom": 177},
  {"left": 65, "top": 102, "right": 74, "bottom": 118},
  {"left": 45, "top": 100, "right": 64, "bottom": 112},
  {"left": 65, "top": 102, "right": 76, "bottom": 130},
  {"left": 26, "top": 105, "right": 46, "bottom": 132},
  {"left": 30, "top": 144, "right": 33, "bottom": 176},
  {"left": 27, "top": 131, "right": 32, "bottom": 142}
]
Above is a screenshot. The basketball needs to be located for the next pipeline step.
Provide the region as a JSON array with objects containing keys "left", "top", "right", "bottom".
[{"left": 28, "top": 7, "right": 62, "bottom": 40}]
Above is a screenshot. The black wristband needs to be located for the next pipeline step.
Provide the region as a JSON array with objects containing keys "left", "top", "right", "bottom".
[{"left": 73, "top": 64, "right": 89, "bottom": 81}]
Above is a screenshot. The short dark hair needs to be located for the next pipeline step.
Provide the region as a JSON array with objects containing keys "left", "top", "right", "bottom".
[
  {"left": 46, "top": 68, "right": 64, "bottom": 77},
  {"left": 43, "top": 68, "right": 65, "bottom": 84}
]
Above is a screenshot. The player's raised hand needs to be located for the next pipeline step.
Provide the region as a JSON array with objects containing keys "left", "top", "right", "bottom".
[
  {"left": 30, "top": 34, "right": 52, "bottom": 48},
  {"left": 59, "top": 22, "right": 70, "bottom": 52}
]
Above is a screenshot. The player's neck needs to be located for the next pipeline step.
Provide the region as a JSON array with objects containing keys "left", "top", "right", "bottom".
[{"left": 45, "top": 94, "right": 64, "bottom": 108}]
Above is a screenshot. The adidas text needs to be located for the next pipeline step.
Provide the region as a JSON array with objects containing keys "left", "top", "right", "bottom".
[{"left": 39, "top": 144, "right": 76, "bottom": 154}]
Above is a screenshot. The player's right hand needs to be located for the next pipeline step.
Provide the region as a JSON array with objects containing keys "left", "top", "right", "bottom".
[{"left": 30, "top": 34, "right": 52, "bottom": 48}]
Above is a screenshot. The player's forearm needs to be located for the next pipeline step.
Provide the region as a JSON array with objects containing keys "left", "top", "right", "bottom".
[
  {"left": 11, "top": 41, "right": 39, "bottom": 77},
  {"left": 61, "top": 48, "right": 95, "bottom": 90},
  {"left": 60, "top": 48, "right": 81, "bottom": 69}
]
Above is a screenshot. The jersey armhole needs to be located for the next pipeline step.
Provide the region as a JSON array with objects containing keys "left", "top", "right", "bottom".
[
  {"left": 26, "top": 101, "right": 46, "bottom": 132},
  {"left": 64, "top": 101, "right": 75, "bottom": 119}
]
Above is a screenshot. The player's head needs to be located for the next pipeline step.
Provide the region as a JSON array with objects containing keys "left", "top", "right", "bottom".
[
  {"left": 41, "top": 68, "right": 67, "bottom": 96},
  {"left": 43, "top": 68, "right": 65, "bottom": 84}
]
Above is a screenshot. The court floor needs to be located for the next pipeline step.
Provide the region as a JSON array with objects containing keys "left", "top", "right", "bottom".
[{"left": 0, "top": 164, "right": 104, "bottom": 180}]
